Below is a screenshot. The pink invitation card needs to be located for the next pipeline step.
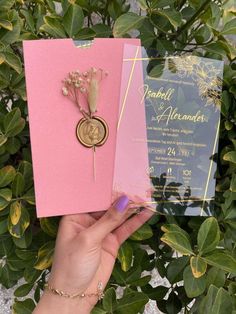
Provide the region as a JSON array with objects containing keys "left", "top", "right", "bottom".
[{"left": 23, "top": 38, "right": 140, "bottom": 217}]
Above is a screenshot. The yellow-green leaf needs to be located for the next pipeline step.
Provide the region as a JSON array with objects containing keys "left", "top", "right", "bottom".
[
  {"left": 0, "top": 188, "right": 12, "bottom": 201},
  {"left": 10, "top": 201, "right": 21, "bottom": 225},
  {"left": 34, "top": 241, "right": 55, "bottom": 270},
  {"left": 0, "top": 165, "right": 16, "bottom": 187},
  {"left": 190, "top": 256, "right": 207, "bottom": 278},
  {"left": 118, "top": 241, "right": 133, "bottom": 272},
  {"left": 8, "top": 201, "right": 30, "bottom": 238},
  {"left": 0, "top": 19, "right": 13, "bottom": 31},
  {"left": 161, "top": 231, "right": 193, "bottom": 255}
]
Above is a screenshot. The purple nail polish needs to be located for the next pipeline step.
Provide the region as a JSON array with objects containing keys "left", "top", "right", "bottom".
[{"left": 114, "top": 195, "right": 129, "bottom": 213}]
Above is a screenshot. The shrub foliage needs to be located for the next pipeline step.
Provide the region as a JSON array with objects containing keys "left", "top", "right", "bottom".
[{"left": 0, "top": 1, "right": 236, "bottom": 313}]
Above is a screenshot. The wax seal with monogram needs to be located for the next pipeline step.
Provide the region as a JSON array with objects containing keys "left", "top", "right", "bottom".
[{"left": 62, "top": 67, "right": 109, "bottom": 179}]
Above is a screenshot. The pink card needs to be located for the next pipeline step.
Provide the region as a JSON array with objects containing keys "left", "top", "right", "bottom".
[{"left": 23, "top": 38, "right": 140, "bottom": 218}]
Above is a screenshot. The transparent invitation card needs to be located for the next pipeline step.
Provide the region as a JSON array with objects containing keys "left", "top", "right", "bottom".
[{"left": 113, "top": 44, "right": 224, "bottom": 216}]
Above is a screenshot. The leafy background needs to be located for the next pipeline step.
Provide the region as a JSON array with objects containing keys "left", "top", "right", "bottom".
[{"left": 0, "top": 0, "right": 236, "bottom": 313}]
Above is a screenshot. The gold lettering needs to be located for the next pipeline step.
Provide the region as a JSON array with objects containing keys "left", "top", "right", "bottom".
[
  {"left": 155, "top": 106, "right": 207, "bottom": 126},
  {"left": 140, "top": 84, "right": 175, "bottom": 102}
]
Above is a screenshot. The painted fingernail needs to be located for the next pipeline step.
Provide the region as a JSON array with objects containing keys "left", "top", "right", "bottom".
[{"left": 114, "top": 195, "right": 129, "bottom": 213}]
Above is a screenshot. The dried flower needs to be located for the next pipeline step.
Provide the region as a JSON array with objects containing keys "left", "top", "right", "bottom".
[{"left": 62, "top": 87, "right": 68, "bottom": 96}]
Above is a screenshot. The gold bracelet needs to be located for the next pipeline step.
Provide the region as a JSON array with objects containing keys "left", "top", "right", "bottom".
[{"left": 44, "top": 281, "right": 104, "bottom": 300}]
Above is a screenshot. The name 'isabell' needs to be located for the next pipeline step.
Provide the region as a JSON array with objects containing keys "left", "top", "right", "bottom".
[{"left": 142, "top": 85, "right": 208, "bottom": 126}]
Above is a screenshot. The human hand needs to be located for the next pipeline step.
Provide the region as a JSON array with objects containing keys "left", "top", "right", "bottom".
[{"left": 34, "top": 195, "right": 154, "bottom": 314}]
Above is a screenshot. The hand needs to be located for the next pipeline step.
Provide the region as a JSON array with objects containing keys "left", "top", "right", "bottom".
[{"left": 34, "top": 195, "right": 154, "bottom": 314}]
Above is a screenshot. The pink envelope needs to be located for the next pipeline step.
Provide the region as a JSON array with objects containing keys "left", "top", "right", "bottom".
[{"left": 23, "top": 38, "right": 140, "bottom": 218}]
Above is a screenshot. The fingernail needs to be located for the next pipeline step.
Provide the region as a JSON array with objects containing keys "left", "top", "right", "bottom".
[{"left": 114, "top": 195, "right": 129, "bottom": 213}]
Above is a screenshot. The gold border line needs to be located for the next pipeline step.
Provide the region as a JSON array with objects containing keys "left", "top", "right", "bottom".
[
  {"left": 123, "top": 57, "right": 165, "bottom": 61},
  {"left": 144, "top": 199, "right": 212, "bottom": 204},
  {"left": 200, "top": 116, "right": 221, "bottom": 216},
  {"left": 117, "top": 46, "right": 140, "bottom": 130}
]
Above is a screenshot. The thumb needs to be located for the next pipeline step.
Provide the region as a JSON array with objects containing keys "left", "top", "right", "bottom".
[{"left": 86, "top": 195, "right": 130, "bottom": 242}]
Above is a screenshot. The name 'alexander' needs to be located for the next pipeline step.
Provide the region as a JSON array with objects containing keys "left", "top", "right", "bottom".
[{"left": 153, "top": 106, "right": 208, "bottom": 126}]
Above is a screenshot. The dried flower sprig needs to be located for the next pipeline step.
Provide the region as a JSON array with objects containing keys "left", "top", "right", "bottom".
[{"left": 62, "top": 67, "right": 108, "bottom": 118}]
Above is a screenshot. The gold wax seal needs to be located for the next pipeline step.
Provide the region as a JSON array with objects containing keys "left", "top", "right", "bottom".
[{"left": 76, "top": 116, "right": 109, "bottom": 148}]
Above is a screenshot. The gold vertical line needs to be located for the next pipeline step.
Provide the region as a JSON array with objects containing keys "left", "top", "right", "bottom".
[
  {"left": 200, "top": 117, "right": 221, "bottom": 216},
  {"left": 117, "top": 46, "right": 140, "bottom": 130}
]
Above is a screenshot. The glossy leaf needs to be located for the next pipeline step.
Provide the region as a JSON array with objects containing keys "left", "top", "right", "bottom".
[
  {"left": 129, "top": 223, "right": 153, "bottom": 240},
  {"left": 3, "top": 108, "right": 25, "bottom": 137},
  {"left": 221, "top": 18, "right": 236, "bottom": 35},
  {"left": 202, "top": 251, "right": 236, "bottom": 274},
  {"left": 0, "top": 165, "right": 16, "bottom": 187},
  {"left": 183, "top": 265, "right": 206, "bottom": 298},
  {"left": 113, "top": 13, "right": 145, "bottom": 37},
  {"left": 197, "top": 217, "right": 220, "bottom": 255},
  {"left": 12, "top": 298, "right": 35, "bottom": 314},
  {"left": 190, "top": 256, "right": 207, "bottom": 278},
  {"left": 8, "top": 201, "right": 30, "bottom": 238},
  {"left": 161, "top": 231, "right": 193, "bottom": 255},
  {"left": 63, "top": 4, "right": 84, "bottom": 37},
  {"left": 34, "top": 241, "right": 55, "bottom": 270},
  {"left": 118, "top": 241, "right": 133, "bottom": 272}
]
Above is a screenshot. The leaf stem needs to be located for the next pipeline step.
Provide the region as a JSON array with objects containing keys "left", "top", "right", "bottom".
[{"left": 174, "top": 0, "right": 212, "bottom": 39}]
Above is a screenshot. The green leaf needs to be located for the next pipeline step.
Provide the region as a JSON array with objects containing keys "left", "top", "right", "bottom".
[
  {"left": 141, "top": 284, "right": 169, "bottom": 301},
  {"left": 12, "top": 172, "right": 25, "bottom": 197},
  {"left": 63, "top": 4, "right": 84, "bottom": 37},
  {"left": 221, "top": 18, "right": 236, "bottom": 35},
  {"left": 34, "top": 241, "right": 55, "bottom": 270},
  {"left": 202, "top": 251, "right": 236, "bottom": 274},
  {"left": 8, "top": 201, "right": 30, "bottom": 238},
  {"left": 22, "top": 187, "right": 35, "bottom": 205},
  {"left": 12, "top": 298, "right": 35, "bottom": 314},
  {"left": 129, "top": 223, "right": 153, "bottom": 240},
  {"left": 114, "top": 289, "right": 149, "bottom": 314},
  {"left": 5, "top": 137, "right": 21, "bottom": 154},
  {"left": 0, "top": 188, "right": 12, "bottom": 201},
  {"left": 183, "top": 265, "right": 206, "bottom": 298},
  {"left": 113, "top": 13, "right": 146, "bottom": 37},
  {"left": 230, "top": 173, "right": 236, "bottom": 192},
  {"left": 0, "top": 19, "right": 13, "bottom": 31},
  {"left": 20, "top": 9, "right": 35, "bottom": 33},
  {"left": 0, "top": 0, "right": 14, "bottom": 11},
  {"left": 3, "top": 51, "right": 22, "bottom": 74},
  {"left": 0, "top": 218, "right": 7, "bottom": 234},
  {"left": 102, "top": 287, "right": 117, "bottom": 312},
  {"left": 154, "top": 9, "right": 182, "bottom": 28},
  {"left": 167, "top": 256, "right": 189, "bottom": 283},
  {"left": 118, "top": 241, "right": 133, "bottom": 272},
  {"left": 200, "top": 285, "right": 233, "bottom": 314},
  {"left": 223, "top": 151, "right": 236, "bottom": 163},
  {"left": 161, "top": 223, "right": 190, "bottom": 240},
  {"left": 190, "top": 256, "right": 207, "bottom": 278},
  {"left": 0, "top": 165, "right": 16, "bottom": 187},
  {"left": 206, "top": 267, "right": 225, "bottom": 288},
  {"left": 75, "top": 27, "right": 96, "bottom": 40},
  {"left": 197, "top": 217, "right": 220, "bottom": 255},
  {"left": 40, "top": 217, "right": 59, "bottom": 237},
  {"left": 0, "top": 134, "right": 8, "bottom": 146},
  {"left": 40, "top": 16, "right": 66, "bottom": 38},
  {"left": 13, "top": 227, "right": 32, "bottom": 249},
  {"left": 161, "top": 231, "right": 193, "bottom": 255},
  {"left": 14, "top": 283, "right": 34, "bottom": 297},
  {"left": 3, "top": 108, "right": 25, "bottom": 137},
  {"left": 92, "top": 24, "right": 112, "bottom": 38}
]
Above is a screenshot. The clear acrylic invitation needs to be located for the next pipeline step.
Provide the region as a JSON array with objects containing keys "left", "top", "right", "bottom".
[{"left": 113, "top": 45, "right": 224, "bottom": 216}]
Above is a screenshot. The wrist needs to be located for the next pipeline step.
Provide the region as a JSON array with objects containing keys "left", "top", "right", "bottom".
[{"left": 33, "top": 290, "right": 95, "bottom": 314}]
